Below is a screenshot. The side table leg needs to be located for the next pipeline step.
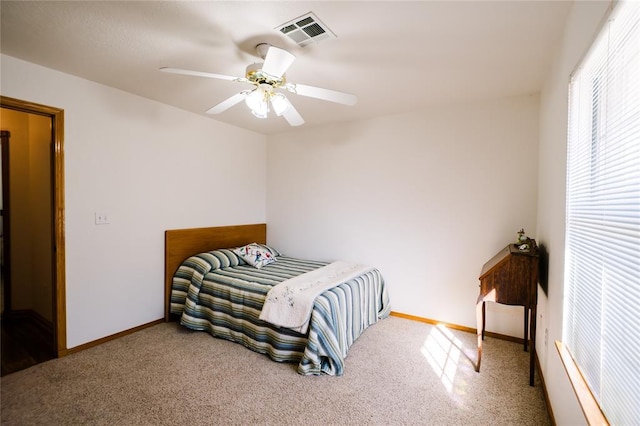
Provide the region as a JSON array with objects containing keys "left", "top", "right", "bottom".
[
  {"left": 524, "top": 307, "right": 529, "bottom": 352},
  {"left": 476, "top": 300, "right": 484, "bottom": 372},
  {"left": 529, "top": 304, "right": 537, "bottom": 386},
  {"left": 482, "top": 302, "right": 486, "bottom": 341}
]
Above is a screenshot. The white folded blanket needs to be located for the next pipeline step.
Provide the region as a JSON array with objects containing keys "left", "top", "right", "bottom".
[{"left": 259, "top": 261, "right": 373, "bottom": 334}]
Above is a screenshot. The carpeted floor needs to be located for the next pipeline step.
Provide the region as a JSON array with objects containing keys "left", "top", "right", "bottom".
[{"left": 0, "top": 316, "right": 550, "bottom": 425}]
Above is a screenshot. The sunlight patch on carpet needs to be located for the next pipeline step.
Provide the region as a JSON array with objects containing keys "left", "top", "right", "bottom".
[{"left": 421, "top": 324, "right": 464, "bottom": 394}]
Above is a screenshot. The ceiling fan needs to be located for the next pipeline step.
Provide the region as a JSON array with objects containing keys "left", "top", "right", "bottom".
[{"left": 160, "top": 43, "right": 357, "bottom": 127}]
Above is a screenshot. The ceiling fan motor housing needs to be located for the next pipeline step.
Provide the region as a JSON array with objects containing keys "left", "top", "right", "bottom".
[{"left": 245, "top": 63, "right": 286, "bottom": 87}]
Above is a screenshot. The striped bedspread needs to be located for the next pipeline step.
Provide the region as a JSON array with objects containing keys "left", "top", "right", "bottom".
[{"left": 170, "top": 249, "right": 390, "bottom": 375}]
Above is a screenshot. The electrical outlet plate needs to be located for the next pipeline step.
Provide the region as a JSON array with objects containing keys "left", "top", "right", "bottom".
[{"left": 95, "top": 212, "right": 110, "bottom": 225}]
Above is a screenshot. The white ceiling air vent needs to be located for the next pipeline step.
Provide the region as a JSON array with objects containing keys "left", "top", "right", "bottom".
[{"left": 276, "top": 12, "right": 336, "bottom": 47}]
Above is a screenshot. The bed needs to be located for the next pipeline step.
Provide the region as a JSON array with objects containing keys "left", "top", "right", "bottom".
[{"left": 165, "top": 223, "right": 390, "bottom": 375}]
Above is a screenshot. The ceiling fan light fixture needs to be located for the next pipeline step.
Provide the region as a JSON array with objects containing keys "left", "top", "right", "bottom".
[
  {"left": 245, "top": 88, "right": 268, "bottom": 119},
  {"left": 271, "top": 93, "right": 289, "bottom": 116}
]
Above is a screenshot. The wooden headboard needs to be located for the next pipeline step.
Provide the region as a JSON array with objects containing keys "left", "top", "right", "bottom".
[{"left": 164, "top": 223, "right": 267, "bottom": 321}]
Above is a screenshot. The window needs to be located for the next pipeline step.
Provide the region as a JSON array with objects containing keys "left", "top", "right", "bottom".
[{"left": 564, "top": 1, "right": 640, "bottom": 425}]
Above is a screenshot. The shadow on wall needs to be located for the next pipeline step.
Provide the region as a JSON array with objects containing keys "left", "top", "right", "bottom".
[{"left": 538, "top": 243, "right": 549, "bottom": 296}]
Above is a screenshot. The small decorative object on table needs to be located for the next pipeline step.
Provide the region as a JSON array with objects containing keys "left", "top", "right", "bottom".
[
  {"left": 517, "top": 228, "right": 528, "bottom": 242},
  {"left": 516, "top": 228, "right": 530, "bottom": 251}
]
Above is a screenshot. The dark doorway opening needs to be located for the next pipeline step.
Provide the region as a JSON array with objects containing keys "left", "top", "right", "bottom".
[{"left": 0, "top": 96, "right": 66, "bottom": 376}]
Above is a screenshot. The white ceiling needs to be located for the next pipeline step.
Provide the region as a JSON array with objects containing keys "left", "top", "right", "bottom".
[{"left": 0, "top": 1, "right": 573, "bottom": 135}]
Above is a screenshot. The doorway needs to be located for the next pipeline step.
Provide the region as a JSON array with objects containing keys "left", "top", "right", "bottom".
[{"left": 0, "top": 96, "right": 66, "bottom": 376}]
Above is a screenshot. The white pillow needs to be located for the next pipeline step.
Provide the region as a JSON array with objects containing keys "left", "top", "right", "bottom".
[{"left": 233, "top": 243, "right": 277, "bottom": 269}]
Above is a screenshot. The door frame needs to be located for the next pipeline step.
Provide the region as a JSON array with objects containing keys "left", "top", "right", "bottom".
[{"left": 0, "top": 95, "right": 67, "bottom": 357}]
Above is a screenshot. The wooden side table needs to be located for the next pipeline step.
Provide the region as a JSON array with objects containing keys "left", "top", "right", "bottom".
[{"left": 476, "top": 239, "right": 539, "bottom": 386}]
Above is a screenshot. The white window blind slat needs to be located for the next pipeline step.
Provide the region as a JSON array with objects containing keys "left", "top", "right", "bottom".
[{"left": 564, "top": 2, "right": 640, "bottom": 425}]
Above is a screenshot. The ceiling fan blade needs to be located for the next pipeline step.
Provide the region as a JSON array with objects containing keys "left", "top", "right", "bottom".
[
  {"left": 160, "top": 67, "right": 245, "bottom": 82},
  {"left": 285, "top": 83, "right": 357, "bottom": 106},
  {"left": 261, "top": 46, "right": 296, "bottom": 78},
  {"left": 205, "top": 92, "right": 247, "bottom": 114},
  {"left": 280, "top": 98, "right": 305, "bottom": 127}
]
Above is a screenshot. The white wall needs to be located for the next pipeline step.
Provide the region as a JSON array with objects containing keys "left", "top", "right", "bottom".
[
  {"left": 267, "top": 94, "right": 539, "bottom": 336},
  {"left": 1, "top": 54, "right": 268, "bottom": 348},
  {"left": 536, "top": 1, "right": 611, "bottom": 424}
]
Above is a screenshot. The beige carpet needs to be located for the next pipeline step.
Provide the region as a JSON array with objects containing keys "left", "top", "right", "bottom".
[{"left": 1, "top": 316, "right": 550, "bottom": 425}]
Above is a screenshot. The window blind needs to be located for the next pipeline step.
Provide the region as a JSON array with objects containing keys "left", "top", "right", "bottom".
[{"left": 564, "top": 1, "right": 640, "bottom": 424}]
